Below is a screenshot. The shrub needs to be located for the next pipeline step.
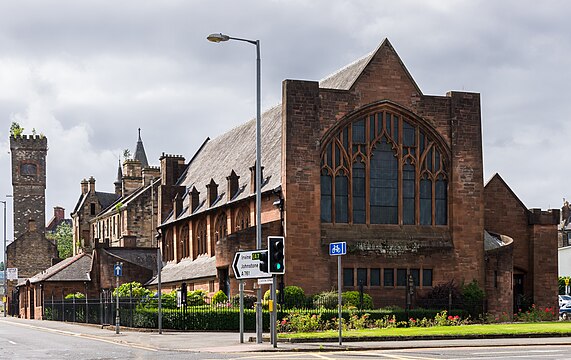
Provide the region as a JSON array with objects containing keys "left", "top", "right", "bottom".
[
  {"left": 231, "top": 294, "right": 257, "bottom": 309},
  {"left": 342, "top": 291, "right": 373, "bottom": 309},
  {"left": 279, "top": 312, "right": 326, "bottom": 332},
  {"left": 313, "top": 291, "right": 338, "bottom": 309},
  {"left": 263, "top": 288, "right": 280, "bottom": 301},
  {"left": 514, "top": 304, "right": 556, "bottom": 322},
  {"left": 418, "top": 280, "right": 462, "bottom": 310},
  {"left": 159, "top": 290, "right": 178, "bottom": 309},
  {"left": 212, "top": 290, "right": 228, "bottom": 305},
  {"left": 461, "top": 280, "right": 485, "bottom": 318},
  {"left": 112, "top": 281, "right": 152, "bottom": 298},
  {"left": 187, "top": 290, "right": 207, "bottom": 306},
  {"left": 64, "top": 292, "right": 85, "bottom": 300},
  {"left": 283, "top": 286, "right": 306, "bottom": 309}
]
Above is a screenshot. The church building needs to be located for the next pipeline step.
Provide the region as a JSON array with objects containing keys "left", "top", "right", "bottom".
[{"left": 151, "top": 39, "right": 558, "bottom": 317}]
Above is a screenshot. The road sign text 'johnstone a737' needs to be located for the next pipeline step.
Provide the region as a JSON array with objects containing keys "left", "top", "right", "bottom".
[{"left": 233, "top": 250, "right": 269, "bottom": 279}]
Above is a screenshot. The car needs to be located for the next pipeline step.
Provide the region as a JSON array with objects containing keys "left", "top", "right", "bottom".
[
  {"left": 559, "top": 295, "right": 571, "bottom": 308},
  {"left": 560, "top": 303, "right": 571, "bottom": 320}
]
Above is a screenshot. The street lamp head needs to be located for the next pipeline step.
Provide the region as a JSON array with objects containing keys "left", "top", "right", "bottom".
[{"left": 207, "top": 33, "right": 230, "bottom": 43}]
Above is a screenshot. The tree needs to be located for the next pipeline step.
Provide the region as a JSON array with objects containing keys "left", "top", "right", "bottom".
[
  {"left": 0, "top": 261, "right": 4, "bottom": 271},
  {"left": 10, "top": 122, "right": 23, "bottom": 137},
  {"left": 48, "top": 222, "right": 73, "bottom": 259}
]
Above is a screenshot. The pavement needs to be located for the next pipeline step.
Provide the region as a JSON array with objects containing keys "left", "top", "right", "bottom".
[{"left": 1, "top": 316, "right": 571, "bottom": 353}]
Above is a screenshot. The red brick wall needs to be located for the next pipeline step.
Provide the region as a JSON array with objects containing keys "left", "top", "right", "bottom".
[
  {"left": 280, "top": 41, "right": 485, "bottom": 305},
  {"left": 530, "top": 212, "right": 559, "bottom": 315},
  {"left": 485, "top": 245, "right": 514, "bottom": 320},
  {"left": 484, "top": 175, "right": 559, "bottom": 316}
]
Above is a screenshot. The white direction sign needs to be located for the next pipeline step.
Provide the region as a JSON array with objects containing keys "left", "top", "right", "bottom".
[
  {"left": 233, "top": 250, "right": 268, "bottom": 279},
  {"left": 6, "top": 268, "right": 18, "bottom": 281}
]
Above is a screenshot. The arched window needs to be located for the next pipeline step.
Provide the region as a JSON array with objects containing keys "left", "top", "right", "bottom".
[
  {"left": 194, "top": 219, "right": 207, "bottom": 257},
  {"left": 164, "top": 229, "right": 174, "bottom": 262},
  {"left": 214, "top": 212, "right": 227, "bottom": 243},
  {"left": 320, "top": 108, "right": 448, "bottom": 226},
  {"left": 179, "top": 224, "right": 189, "bottom": 259},
  {"left": 235, "top": 207, "right": 250, "bottom": 231}
]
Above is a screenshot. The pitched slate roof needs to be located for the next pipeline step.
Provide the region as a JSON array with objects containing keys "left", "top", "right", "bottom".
[
  {"left": 29, "top": 253, "right": 92, "bottom": 283},
  {"left": 146, "top": 255, "right": 216, "bottom": 285},
  {"left": 162, "top": 104, "right": 282, "bottom": 225},
  {"left": 484, "top": 230, "right": 513, "bottom": 251},
  {"left": 95, "top": 178, "right": 160, "bottom": 219},
  {"left": 71, "top": 190, "right": 120, "bottom": 217},
  {"left": 103, "top": 248, "right": 157, "bottom": 271},
  {"left": 46, "top": 218, "right": 72, "bottom": 233},
  {"left": 319, "top": 51, "right": 374, "bottom": 90}
]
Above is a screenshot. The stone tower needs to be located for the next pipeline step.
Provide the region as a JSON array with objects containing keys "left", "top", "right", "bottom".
[
  {"left": 8, "top": 134, "right": 57, "bottom": 281},
  {"left": 10, "top": 134, "right": 48, "bottom": 239}
]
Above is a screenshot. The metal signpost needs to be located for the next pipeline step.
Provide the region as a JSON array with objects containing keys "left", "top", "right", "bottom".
[
  {"left": 114, "top": 262, "right": 123, "bottom": 334},
  {"left": 233, "top": 249, "right": 268, "bottom": 343},
  {"left": 329, "top": 241, "right": 347, "bottom": 345}
]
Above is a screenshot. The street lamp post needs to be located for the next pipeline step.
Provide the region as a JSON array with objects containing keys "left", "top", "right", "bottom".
[
  {"left": 1, "top": 200, "right": 6, "bottom": 317},
  {"left": 207, "top": 32, "right": 263, "bottom": 344}
]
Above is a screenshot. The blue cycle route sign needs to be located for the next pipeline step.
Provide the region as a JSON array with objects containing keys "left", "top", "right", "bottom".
[
  {"left": 114, "top": 263, "right": 123, "bottom": 277},
  {"left": 329, "top": 241, "right": 347, "bottom": 256}
]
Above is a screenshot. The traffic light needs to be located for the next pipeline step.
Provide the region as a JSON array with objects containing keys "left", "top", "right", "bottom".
[
  {"left": 268, "top": 236, "right": 285, "bottom": 274},
  {"left": 259, "top": 250, "right": 268, "bottom": 273}
]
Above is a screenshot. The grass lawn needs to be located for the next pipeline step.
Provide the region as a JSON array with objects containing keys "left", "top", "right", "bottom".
[{"left": 279, "top": 322, "right": 571, "bottom": 340}]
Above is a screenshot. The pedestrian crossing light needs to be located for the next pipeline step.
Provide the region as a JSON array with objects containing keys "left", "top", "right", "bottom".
[{"left": 268, "top": 236, "right": 285, "bottom": 274}]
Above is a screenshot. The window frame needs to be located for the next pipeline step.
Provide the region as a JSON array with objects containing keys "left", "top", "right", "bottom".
[{"left": 320, "top": 106, "right": 449, "bottom": 226}]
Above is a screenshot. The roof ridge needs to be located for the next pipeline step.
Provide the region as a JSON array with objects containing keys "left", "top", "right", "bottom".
[{"left": 319, "top": 50, "right": 374, "bottom": 84}]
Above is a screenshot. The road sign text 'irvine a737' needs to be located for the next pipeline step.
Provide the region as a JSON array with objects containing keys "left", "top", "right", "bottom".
[{"left": 233, "top": 250, "right": 269, "bottom": 279}]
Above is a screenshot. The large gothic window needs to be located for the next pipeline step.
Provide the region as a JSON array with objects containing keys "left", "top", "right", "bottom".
[{"left": 320, "top": 108, "right": 449, "bottom": 226}]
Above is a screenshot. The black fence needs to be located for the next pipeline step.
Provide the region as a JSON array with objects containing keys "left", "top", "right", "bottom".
[{"left": 41, "top": 291, "right": 484, "bottom": 331}]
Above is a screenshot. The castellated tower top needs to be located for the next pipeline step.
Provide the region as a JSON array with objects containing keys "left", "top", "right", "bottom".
[{"left": 10, "top": 134, "right": 48, "bottom": 151}]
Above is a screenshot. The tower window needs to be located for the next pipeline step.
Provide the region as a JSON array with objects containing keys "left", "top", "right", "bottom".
[{"left": 20, "top": 163, "right": 37, "bottom": 176}]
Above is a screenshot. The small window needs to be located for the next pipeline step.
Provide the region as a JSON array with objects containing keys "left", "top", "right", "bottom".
[
  {"left": 397, "top": 268, "right": 407, "bottom": 286},
  {"left": 343, "top": 268, "right": 354, "bottom": 287},
  {"left": 422, "top": 269, "right": 433, "bottom": 287},
  {"left": 383, "top": 268, "right": 394, "bottom": 287},
  {"left": 357, "top": 268, "right": 367, "bottom": 286},
  {"left": 20, "top": 163, "right": 37, "bottom": 176},
  {"left": 90, "top": 203, "right": 96, "bottom": 216},
  {"left": 370, "top": 268, "right": 380, "bottom": 286}
]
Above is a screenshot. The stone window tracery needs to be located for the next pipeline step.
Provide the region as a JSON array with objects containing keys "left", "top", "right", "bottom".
[
  {"left": 321, "top": 108, "right": 448, "bottom": 226},
  {"left": 214, "top": 212, "right": 227, "bottom": 243},
  {"left": 235, "top": 207, "right": 250, "bottom": 231}
]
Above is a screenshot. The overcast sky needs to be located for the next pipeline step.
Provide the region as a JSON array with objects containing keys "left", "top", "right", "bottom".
[{"left": 1, "top": 1, "right": 570, "bottom": 253}]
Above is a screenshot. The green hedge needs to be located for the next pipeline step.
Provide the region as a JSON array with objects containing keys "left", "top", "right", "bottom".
[
  {"left": 131, "top": 307, "right": 465, "bottom": 331},
  {"left": 133, "top": 307, "right": 273, "bottom": 331}
]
